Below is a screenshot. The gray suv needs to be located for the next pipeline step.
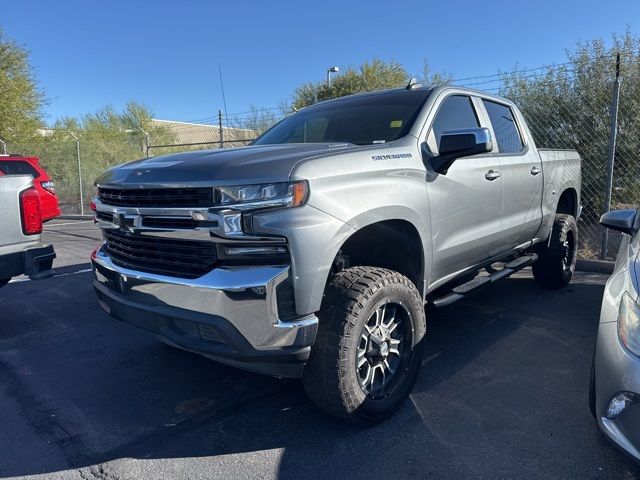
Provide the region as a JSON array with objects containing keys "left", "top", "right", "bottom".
[
  {"left": 91, "top": 84, "right": 581, "bottom": 424},
  {"left": 591, "top": 209, "right": 640, "bottom": 462}
]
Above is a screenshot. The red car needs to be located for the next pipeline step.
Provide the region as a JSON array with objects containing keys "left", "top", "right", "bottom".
[{"left": 0, "top": 155, "right": 61, "bottom": 221}]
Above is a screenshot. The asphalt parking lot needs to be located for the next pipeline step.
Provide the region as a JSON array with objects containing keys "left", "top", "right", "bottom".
[{"left": 1, "top": 219, "right": 639, "bottom": 479}]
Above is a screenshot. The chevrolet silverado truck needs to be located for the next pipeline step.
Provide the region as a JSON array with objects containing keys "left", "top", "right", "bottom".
[
  {"left": 91, "top": 84, "right": 581, "bottom": 424},
  {"left": 0, "top": 174, "right": 56, "bottom": 288}
]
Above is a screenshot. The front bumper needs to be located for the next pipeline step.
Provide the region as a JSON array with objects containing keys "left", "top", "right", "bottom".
[
  {"left": 595, "top": 321, "right": 640, "bottom": 462},
  {"left": 92, "top": 249, "right": 318, "bottom": 378},
  {"left": 0, "top": 244, "right": 56, "bottom": 280}
]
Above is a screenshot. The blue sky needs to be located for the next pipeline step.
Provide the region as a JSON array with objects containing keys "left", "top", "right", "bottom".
[{"left": 3, "top": 0, "right": 639, "bottom": 125}]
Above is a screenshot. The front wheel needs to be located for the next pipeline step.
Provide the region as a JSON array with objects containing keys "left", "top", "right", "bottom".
[
  {"left": 303, "top": 266, "right": 426, "bottom": 425},
  {"left": 532, "top": 214, "right": 577, "bottom": 289}
]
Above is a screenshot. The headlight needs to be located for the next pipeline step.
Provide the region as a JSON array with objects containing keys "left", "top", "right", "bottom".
[
  {"left": 215, "top": 181, "right": 308, "bottom": 210},
  {"left": 618, "top": 292, "right": 640, "bottom": 357}
]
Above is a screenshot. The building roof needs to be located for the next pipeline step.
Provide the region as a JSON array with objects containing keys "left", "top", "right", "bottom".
[{"left": 151, "top": 119, "right": 256, "bottom": 145}]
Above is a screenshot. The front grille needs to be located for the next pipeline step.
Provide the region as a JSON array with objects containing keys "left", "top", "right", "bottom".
[
  {"left": 95, "top": 211, "right": 200, "bottom": 230},
  {"left": 95, "top": 210, "right": 112, "bottom": 222},
  {"left": 98, "top": 187, "right": 213, "bottom": 208},
  {"left": 103, "top": 229, "right": 218, "bottom": 278},
  {"left": 142, "top": 217, "right": 199, "bottom": 229}
]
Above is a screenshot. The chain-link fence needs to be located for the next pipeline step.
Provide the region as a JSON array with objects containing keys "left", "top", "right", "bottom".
[
  {"left": 145, "top": 112, "right": 264, "bottom": 157},
  {"left": 2, "top": 54, "right": 638, "bottom": 260},
  {"left": 0, "top": 111, "right": 278, "bottom": 215},
  {"left": 489, "top": 52, "right": 640, "bottom": 260},
  {"left": 5, "top": 129, "right": 152, "bottom": 215}
]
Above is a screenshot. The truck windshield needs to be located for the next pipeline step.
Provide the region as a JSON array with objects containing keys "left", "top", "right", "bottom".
[{"left": 254, "top": 89, "right": 431, "bottom": 146}]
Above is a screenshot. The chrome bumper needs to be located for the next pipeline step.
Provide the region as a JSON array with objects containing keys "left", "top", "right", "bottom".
[{"left": 92, "top": 248, "right": 318, "bottom": 378}]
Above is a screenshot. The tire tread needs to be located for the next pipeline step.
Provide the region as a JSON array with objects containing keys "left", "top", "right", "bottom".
[
  {"left": 532, "top": 214, "right": 577, "bottom": 289},
  {"left": 303, "top": 266, "right": 424, "bottom": 425}
]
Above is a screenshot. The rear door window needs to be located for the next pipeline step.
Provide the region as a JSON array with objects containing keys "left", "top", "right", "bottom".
[
  {"left": 482, "top": 100, "right": 524, "bottom": 153},
  {"left": 0, "top": 160, "right": 41, "bottom": 179}
]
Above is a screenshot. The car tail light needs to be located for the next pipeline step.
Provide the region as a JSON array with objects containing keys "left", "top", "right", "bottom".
[
  {"left": 41, "top": 181, "right": 56, "bottom": 194},
  {"left": 90, "top": 243, "right": 103, "bottom": 260},
  {"left": 20, "top": 187, "right": 43, "bottom": 235}
]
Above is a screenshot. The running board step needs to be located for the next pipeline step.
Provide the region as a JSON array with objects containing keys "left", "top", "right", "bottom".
[
  {"left": 452, "top": 276, "right": 490, "bottom": 294},
  {"left": 431, "top": 253, "right": 538, "bottom": 308}
]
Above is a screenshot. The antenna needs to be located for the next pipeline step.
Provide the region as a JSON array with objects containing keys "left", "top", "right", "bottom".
[
  {"left": 405, "top": 77, "right": 422, "bottom": 90},
  {"left": 218, "top": 64, "right": 229, "bottom": 127}
]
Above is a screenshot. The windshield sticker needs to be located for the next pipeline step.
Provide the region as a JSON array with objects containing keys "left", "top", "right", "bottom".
[
  {"left": 372, "top": 153, "right": 412, "bottom": 161},
  {"left": 389, "top": 120, "right": 403, "bottom": 128}
]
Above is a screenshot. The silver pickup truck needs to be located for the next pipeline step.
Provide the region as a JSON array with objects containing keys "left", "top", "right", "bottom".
[
  {"left": 0, "top": 174, "right": 56, "bottom": 287},
  {"left": 91, "top": 84, "right": 581, "bottom": 424}
]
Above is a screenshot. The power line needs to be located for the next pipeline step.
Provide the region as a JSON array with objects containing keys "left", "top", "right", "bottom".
[
  {"left": 455, "top": 63, "right": 604, "bottom": 90},
  {"left": 218, "top": 64, "right": 229, "bottom": 128},
  {"left": 450, "top": 60, "right": 574, "bottom": 83},
  {"left": 189, "top": 53, "right": 622, "bottom": 120},
  {"left": 224, "top": 106, "right": 287, "bottom": 117},
  {"left": 183, "top": 115, "right": 218, "bottom": 124},
  {"left": 449, "top": 52, "right": 614, "bottom": 84}
]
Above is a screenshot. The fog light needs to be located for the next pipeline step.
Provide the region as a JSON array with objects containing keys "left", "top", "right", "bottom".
[
  {"left": 191, "top": 211, "right": 208, "bottom": 221},
  {"left": 224, "top": 246, "right": 287, "bottom": 256},
  {"left": 605, "top": 392, "right": 639, "bottom": 419}
]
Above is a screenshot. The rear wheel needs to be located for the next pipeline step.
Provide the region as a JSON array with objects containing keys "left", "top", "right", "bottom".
[
  {"left": 532, "top": 214, "right": 577, "bottom": 289},
  {"left": 0, "top": 278, "right": 10, "bottom": 288},
  {"left": 303, "top": 266, "right": 426, "bottom": 425}
]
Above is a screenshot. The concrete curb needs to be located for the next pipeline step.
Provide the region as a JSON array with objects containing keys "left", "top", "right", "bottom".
[
  {"left": 58, "top": 214, "right": 93, "bottom": 220},
  {"left": 576, "top": 258, "right": 615, "bottom": 274}
]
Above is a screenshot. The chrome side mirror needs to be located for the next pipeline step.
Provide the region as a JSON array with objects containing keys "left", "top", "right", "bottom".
[{"left": 428, "top": 127, "right": 493, "bottom": 174}]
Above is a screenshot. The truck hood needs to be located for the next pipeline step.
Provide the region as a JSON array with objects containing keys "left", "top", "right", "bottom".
[{"left": 95, "top": 143, "right": 365, "bottom": 187}]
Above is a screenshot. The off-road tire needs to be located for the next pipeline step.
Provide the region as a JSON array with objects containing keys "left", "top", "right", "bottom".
[
  {"left": 0, "top": 278, "right": 10, "bottom": 288},
  {"left": 532, "top": 214, "right": 577, "bottom": 289},
  {"left": 303, "top": 266, "right": 426, "bottom": 425}
]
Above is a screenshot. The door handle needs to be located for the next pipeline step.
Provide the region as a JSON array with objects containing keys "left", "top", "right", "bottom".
[
  {"left": 530, "top": 166, "right": 541, "bottom": 176},
  {"left": 485, "top": 169, "right": 501, "bottom": 181}
]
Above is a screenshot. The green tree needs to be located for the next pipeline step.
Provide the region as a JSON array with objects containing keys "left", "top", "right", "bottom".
[
  {"left": 417, "top": 59, "right": 452, "bottom": 87},
  {"left": 228, "top": 104, "right": 280, "bottom": 134},
  {"left": 11, "top": 102, "right": 176, "bottom": 212},
  {"left": 293, "top": 59, "right": 410, "bottom": 109},
  {"left": 499, "top": 29, "right": 640, "bottom": 222},
  {"left": 0, "top": 28, "right": 46, "bottom": 144},
  {"left": 292, "top": 58, "right": 451, "bottom": 110}
]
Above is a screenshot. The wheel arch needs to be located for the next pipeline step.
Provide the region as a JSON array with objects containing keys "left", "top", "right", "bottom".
[
  {"left": 328, "top": 217, "right": 427, "bottom": 297},
  {"left": 556, "top": 187, "right": 578, "bottom": 218}
]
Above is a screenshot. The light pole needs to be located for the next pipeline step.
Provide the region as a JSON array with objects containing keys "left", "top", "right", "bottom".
[
  {"left": 138, "top": 125, "right": 150, "bottom": 157},
  {"left": 69, "top": 131, "right": 83, "bottom": 215},
  {"left": 327, "top": 66, "right": 340, "bottom": 85}
]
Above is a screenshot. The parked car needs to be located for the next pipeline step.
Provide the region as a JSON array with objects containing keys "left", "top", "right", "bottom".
[
  {"left": 591, "top": 209, "right": 640, "bottom": 462},
  {"left": 0, "top": 174, "right": 56, "bottom": 288},
  {"left": 0, "top": 155, "right": 61, "bottom": 221},
  {"left": 91, "top": 84, "right": 581, "bottom": 424}
]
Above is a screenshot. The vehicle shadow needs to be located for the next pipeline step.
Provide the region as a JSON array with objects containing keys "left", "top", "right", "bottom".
[{"left": 1, "top": 269, "right": 638, "bottom": 479}]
